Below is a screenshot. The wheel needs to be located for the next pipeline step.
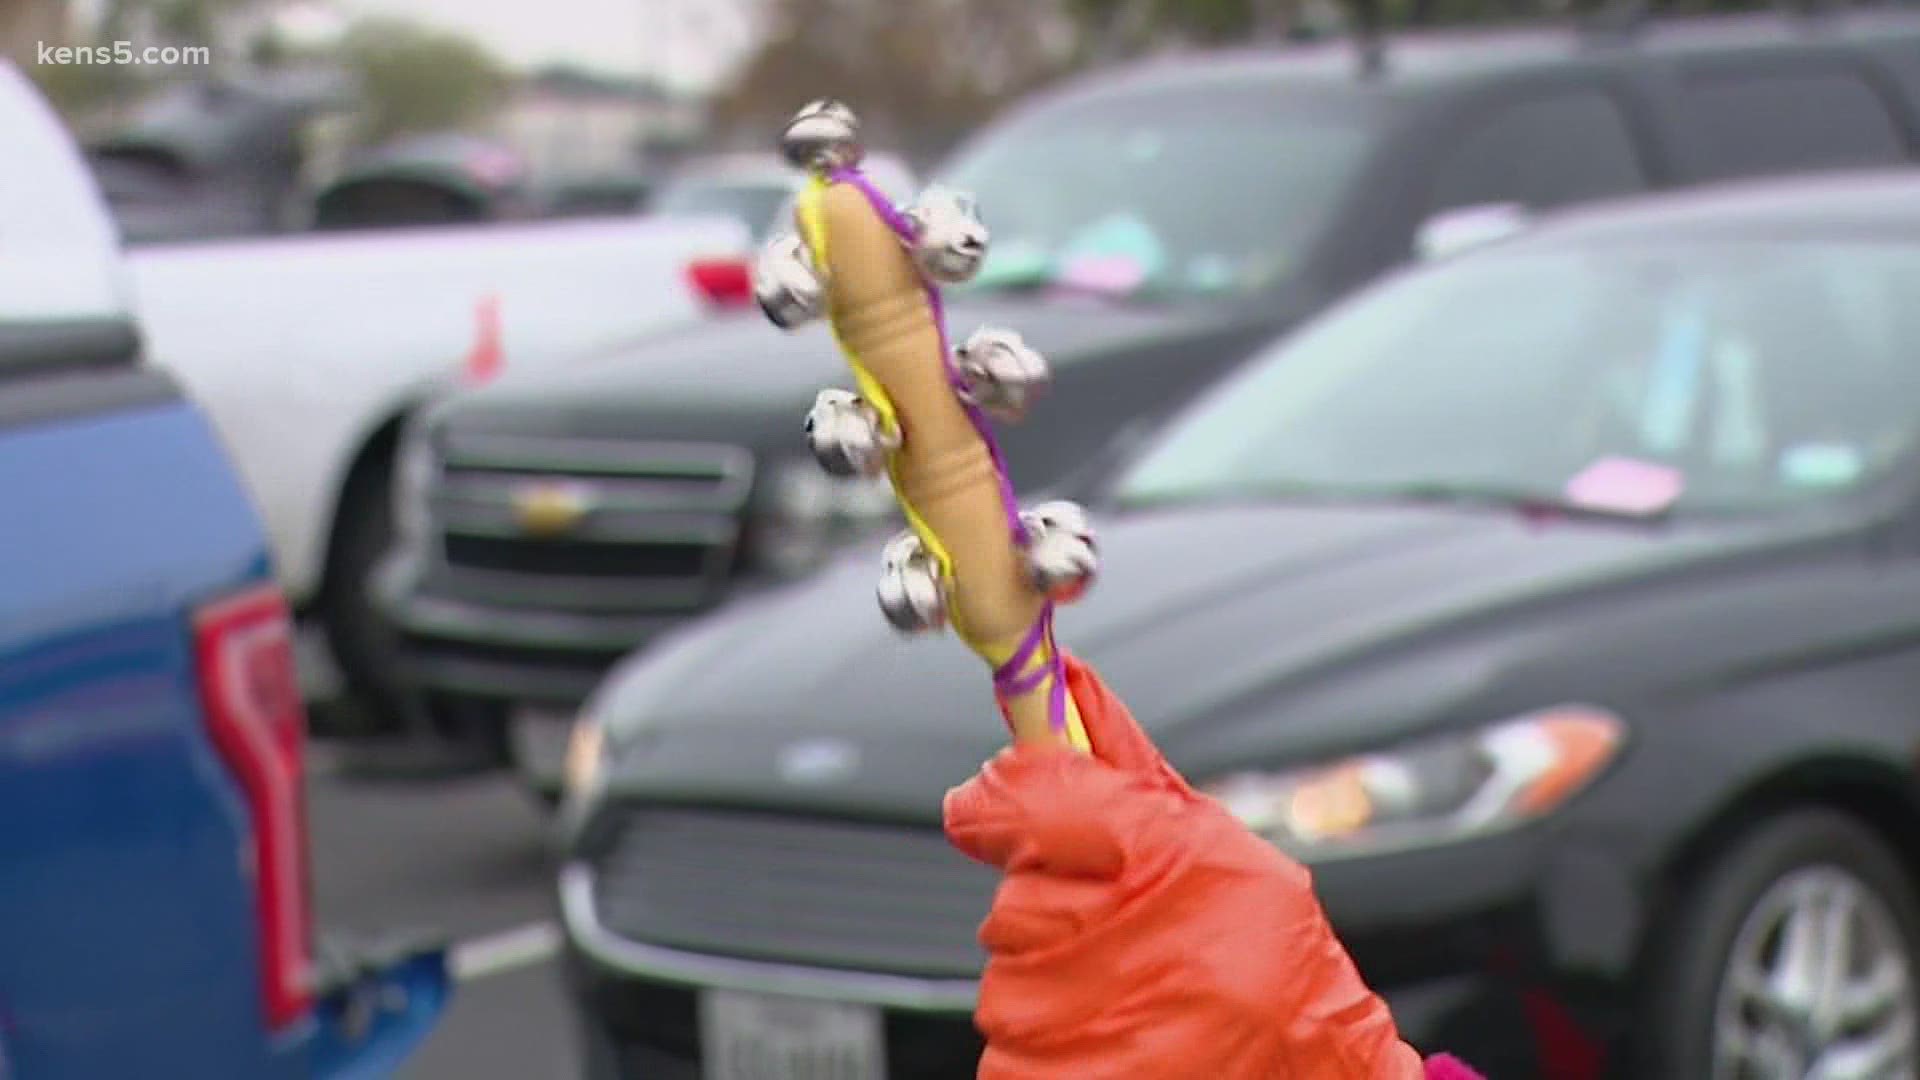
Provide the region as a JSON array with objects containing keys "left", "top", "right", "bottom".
[
  {"left": 318, "top": 453, "right": 408, "bottom": 737},
  {"left": 1640, "top": 807, "right": 1920, "bottom": 1080}
]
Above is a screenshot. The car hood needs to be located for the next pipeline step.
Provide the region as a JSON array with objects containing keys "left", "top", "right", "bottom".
[
  {"left": 592, "top": 500, "right": 1851, "bottom": 820},
  {"left": 440, "top": 293, "right": 1213, "bottom": 445}
]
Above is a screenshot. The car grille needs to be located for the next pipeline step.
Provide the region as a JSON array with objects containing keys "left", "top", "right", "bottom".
[
  {"left": 426, "top": 432, "right": 753, "bottom": 611},
  {"left": 589, "top": 808, "right": 998, "bottom": 978}
]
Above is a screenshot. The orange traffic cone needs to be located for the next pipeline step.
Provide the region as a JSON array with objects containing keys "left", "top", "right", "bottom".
[{"left": 465, "top": 294, "right": 503, "bottom": 384}]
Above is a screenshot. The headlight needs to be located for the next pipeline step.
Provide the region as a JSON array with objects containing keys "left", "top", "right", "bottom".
[
  {"left": 1202, "top": 706, "right": 1625, "bottom": 862},
  {"left": 392, "top": 416, "right": 440, "bottom": 543},
  {"left": 746, "top": 456, "right": 898, "bottom": 578},
  {"left": 562, "top": 714, "right": 607, "bottom": 804}
]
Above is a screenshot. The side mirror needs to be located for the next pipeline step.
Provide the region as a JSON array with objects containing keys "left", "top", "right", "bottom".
[{"left": 1413, "top": 202, "right": 1530, "bottom": 262}]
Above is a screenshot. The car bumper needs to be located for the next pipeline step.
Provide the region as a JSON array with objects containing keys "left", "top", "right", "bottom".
[
  {"left": 557, "top": 825, "right": 1644, "bottom": 1079},
  {"left": 375, "top": 552, "right": 683, "bottom": 706}
]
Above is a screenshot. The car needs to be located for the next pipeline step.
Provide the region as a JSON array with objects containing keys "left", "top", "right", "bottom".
[
  {"left": 116, "top": 150, "right": 744, "bottom": 737},
  {"left": 379, "top": 8, "right": 1920, "bottom": 797},
  {"left": 554, "top": 166, "right": 1920, "bottom": 1079},
  {"left": 0, "top": 60, "right": 448, "bottom": 1077},
  {"left": 82, "top": 74, "right": 747, "bottom": 737}
]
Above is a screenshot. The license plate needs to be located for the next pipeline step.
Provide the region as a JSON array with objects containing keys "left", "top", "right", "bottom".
[
  {"left": 507, "top": 706, "right": 575, "bottom": 786},
  {"left": 699, "top": 989, "right": 884, "bottom": 1080}
]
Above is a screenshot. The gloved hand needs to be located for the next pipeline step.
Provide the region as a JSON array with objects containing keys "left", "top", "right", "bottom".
[{"left": 943, "top": 653, "right": 1482, "bottom": 1080}]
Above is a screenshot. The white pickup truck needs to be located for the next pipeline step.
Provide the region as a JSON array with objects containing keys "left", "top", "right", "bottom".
[{"left": 125, "top": 212, "right": 749, "bottom": 730}]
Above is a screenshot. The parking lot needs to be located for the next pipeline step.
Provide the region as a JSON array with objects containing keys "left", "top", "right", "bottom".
[
  {"left": 307, "top": 743, "right": 578, "bottom": 1078},
  {"left": 24, "top": 2, "right": 1920, "bottom": 1075}
]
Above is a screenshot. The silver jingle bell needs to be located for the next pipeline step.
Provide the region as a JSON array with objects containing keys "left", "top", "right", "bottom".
[
  {"left": 955, "top": 326, "right": 1050, "bottom": 423},
  {"left": 753, "top": 231, "right": 826, "bottom": 331},
  {"left": 904, "top": 185, "right": 989, "bottom": 285},
  {"left": 803, "top": 388, "right": 898, "bottom": 478},
  {"left": 877, "top": 529, "right": 947, "bottom": 633},
  {"left": 1020, "top": 499, "right": 1098, "bottom": 605},
  {"left": 781, "top": 99, "right": 864, "bottom": 173}
]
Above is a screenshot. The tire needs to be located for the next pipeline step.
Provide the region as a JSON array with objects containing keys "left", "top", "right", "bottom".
[
  {"left": 318, "top": 454, "right": 408, "bottom": 737},
  {"left": 1639, "top": 807, "right": 1920, "bottom": 1080}
]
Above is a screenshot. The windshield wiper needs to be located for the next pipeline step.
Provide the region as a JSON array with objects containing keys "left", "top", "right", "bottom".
[
  {"left": 1115, "top": 479, "right": 1674, "bottom": 523},
  {"left": 1355, "top": 480, "right": 1674, "bottom": 523}
]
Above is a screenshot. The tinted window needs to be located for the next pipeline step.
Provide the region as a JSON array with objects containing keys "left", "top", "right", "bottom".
[
  {"left": 1673, "top": 66, "right": 1906, "bottom": 182},
  {"left": 1427, "top": 91, "right": 1647, "bottom": 213},
  {"left": 937, "top": 88, "right": 1382, "bottom": 303},
  {"left": 1115, "top": 240, "right": 1920, "bottom": 517}
]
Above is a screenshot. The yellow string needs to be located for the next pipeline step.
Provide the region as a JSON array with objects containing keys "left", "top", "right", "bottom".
[{"left": 797, "top": 177, "right": 1089, "bottom": 753}]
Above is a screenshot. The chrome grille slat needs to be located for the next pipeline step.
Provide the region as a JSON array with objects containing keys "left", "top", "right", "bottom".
[
  {"left": 435, "top": 502, "right": 740, "bottom": 544},
  {"left": 441, "top": 433, "right": 752, "bottom": 489},
  {"left": 424, "top": 565, "right": 720, "bottom": 611},
  {"left": 438, "top": 470, "right": 750, "bottom": 514},
  {"left": 589, "top": 809, "right": 997, "bottom": 977}
]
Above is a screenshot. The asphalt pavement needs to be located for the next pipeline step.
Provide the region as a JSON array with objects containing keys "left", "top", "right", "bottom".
[{"left": 307, "top": 740, "right": 580, "bottom": 1079}]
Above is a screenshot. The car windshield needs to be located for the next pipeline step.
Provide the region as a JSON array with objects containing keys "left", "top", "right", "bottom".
[
  {"left": 932, "top": 86, "right": 1379, "bottom": 303},
  {"left": 1113, "top": 240, "right": 1920, "bottom": 517}
]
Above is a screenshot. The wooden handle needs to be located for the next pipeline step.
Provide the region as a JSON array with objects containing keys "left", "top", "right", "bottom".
[{"left": 810, "top": 182, "right": 1065, "bottom": 747}]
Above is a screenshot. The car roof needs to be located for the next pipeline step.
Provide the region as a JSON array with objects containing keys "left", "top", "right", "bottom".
[
  {"left": 1498, "top": 168, "right": 1920, "bottom": 250},
  {"left": 1049, "top": 9, "right": 1920, "bottom": 103}
]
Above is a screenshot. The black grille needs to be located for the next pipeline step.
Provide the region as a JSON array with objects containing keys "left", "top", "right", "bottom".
[
  {"left": 425, "top": 436, "right": 752, "bottom": 600},
  {"left": 590, "top": 809, "right": 998, "bottom": 978},
  {"left": 578, "top": 976, "right": 984, "bottom": 1080},
  {"left": 444, "top": 534, "right": 709, "bottom": 579},
  {"left": 398, "top": 632, "right": 627, "bottom": 675}
]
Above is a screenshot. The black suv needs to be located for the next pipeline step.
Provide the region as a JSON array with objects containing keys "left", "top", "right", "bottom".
[{"left": 377, "top": 11, "right": 1920, "bottom": 791}]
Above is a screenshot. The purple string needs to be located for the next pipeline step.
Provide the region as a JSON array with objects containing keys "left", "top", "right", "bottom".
[{"left": 828, "top": 167, "right": 1069, "bottom": 738}]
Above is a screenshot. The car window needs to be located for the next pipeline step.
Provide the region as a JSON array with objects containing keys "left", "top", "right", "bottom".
[
  {"left": 1113, "top": 239, "right": 1920, "bottom": 516},
  {"left": 1670, "top": 64, "right": 1907, "bottom": 182},
  {"left": 934, "top": 87, "right": 1382, "bottom": 303},
  {"left": 1427, "top": 90, "right": 1648, "bottom": 214},
  {"left": 0, "top": 64, "right": 130, "bottom": 348}
]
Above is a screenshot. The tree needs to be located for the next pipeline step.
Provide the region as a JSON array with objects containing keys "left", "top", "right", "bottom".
[
  {"left": 336, "top": 16, "right": 510, "bottom": 144},
  {"left": 710, "top": 0, "right": 1078, "bottom": 164}
]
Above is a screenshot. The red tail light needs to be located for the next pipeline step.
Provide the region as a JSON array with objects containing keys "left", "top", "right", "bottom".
[
  {"left": 686, "top": 256, "right": 754, "bottom": 309},
  {"left": 194, "top": 585, "right": 313, "bottom": 1031}
]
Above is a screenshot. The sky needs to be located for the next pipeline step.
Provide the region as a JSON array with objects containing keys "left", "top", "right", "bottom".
[{"left": 330, "top": 0, "right": 759, "bottom": 89}]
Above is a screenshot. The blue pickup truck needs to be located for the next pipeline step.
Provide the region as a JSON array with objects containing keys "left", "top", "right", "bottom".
[{"left": 0, "top": 63, "right": 448, "bottom": 1077}]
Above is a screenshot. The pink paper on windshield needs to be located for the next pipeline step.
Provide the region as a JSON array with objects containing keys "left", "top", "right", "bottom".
[
  {"left": 1564, "top": 456, "right": 1684, "bottom": 515},
  {"left": 1054, "top": 254, "right": 1148, "bottom": 294}
]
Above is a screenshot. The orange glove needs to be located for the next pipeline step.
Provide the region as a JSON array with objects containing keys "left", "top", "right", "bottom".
[{"left": 943, "top": 653, "right": 1435, "bottom": 1080}]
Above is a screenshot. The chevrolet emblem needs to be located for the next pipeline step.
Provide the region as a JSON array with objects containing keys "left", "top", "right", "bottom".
[{"left": 511, "top": 481, "right": 592, "bottom": 537}]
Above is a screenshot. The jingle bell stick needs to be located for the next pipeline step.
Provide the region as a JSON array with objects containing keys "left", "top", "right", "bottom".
[
  {"left": 808, "top": 182, "right": 1081, "bottom": 748},
  {"left": 750, "top": 98, "right": 1087, "bottom": 750}
]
